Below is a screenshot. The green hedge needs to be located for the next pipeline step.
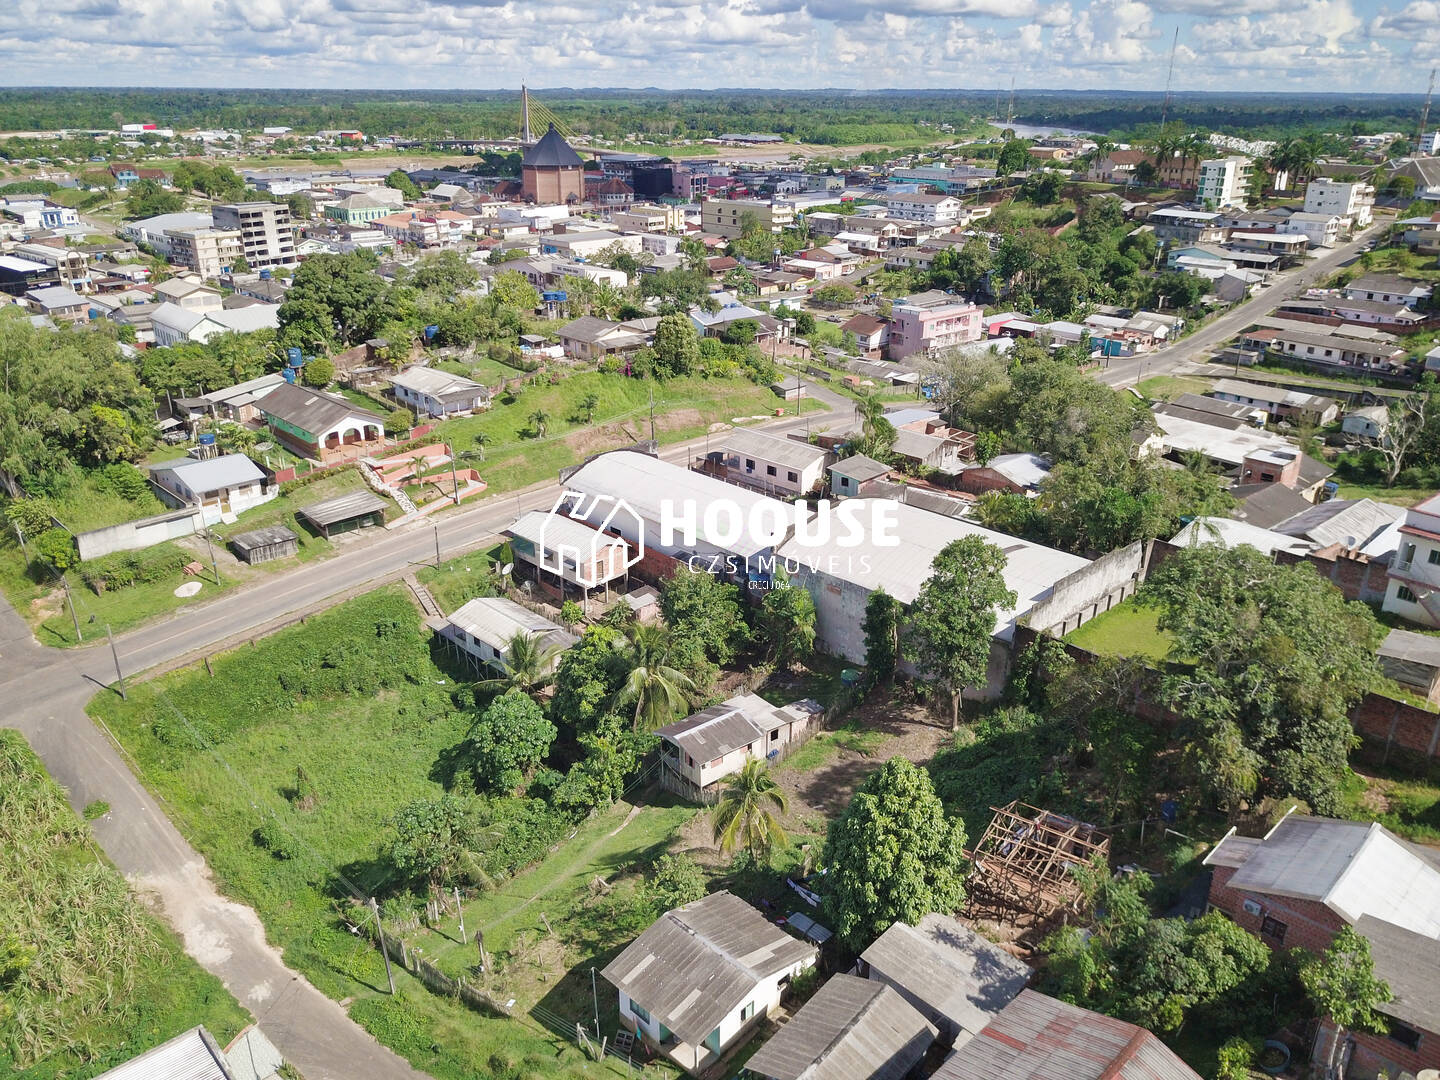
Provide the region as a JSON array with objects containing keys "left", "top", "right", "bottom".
[{"left": 78, "top": 543, "right": 190, "bottom": 593}]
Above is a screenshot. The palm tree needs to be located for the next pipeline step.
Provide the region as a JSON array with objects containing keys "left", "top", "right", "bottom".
[
  {"left": 580, "top": 392, "right": 600, "bottom": 424},
  {"left": 613, "top": 623, "right": 696, "bottom": 732},
  {"left": 476, "top": 630, "right": 559, "bottom": 697},
  {"left": 529, "top": 409, "right": 549, "bottom": 439},
  {"left": 854, "top": 391, "right": 885, "bottom": 442},
  {"left": 712, "top": 759, "right": 789, "bottom": 863}
]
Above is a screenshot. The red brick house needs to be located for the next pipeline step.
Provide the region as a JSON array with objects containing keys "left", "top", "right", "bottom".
[{"left": 1204, "top": 814, "right": 1440, "bottom": 1078}]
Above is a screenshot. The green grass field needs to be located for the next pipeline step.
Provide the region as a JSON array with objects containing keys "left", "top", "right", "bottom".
[
  {"left": 1064, "top": 600, "right": 1175, "bottom": 662},
  {"left": 0, "top": 730, "right": 249, "bottom": 1080},
  {"left": 429, "top": 371, "right": 801, "bottom": 498},
  {"left": 1332, "top": 481, "right": 1435, "bottom": 508},
  {"left": 86, "top": 589, "right": 661, "bottom": 1080},
  {"left": 1135, "top": 375, "right": 1212, "bottom": 401}
]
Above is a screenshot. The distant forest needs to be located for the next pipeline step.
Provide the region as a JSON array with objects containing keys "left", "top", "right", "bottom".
[{"left": 0, "top": 87, "right": 1428, "bottom": 144}]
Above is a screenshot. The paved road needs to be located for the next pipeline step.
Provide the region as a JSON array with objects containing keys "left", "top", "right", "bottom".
[
  {"left": 0, "top": 383, "right": 854, "bottom": 1080},
  {"left": 1093, "top": 221, "right": 1388, "bottom": 389}
]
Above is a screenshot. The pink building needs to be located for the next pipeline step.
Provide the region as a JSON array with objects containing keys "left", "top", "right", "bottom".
[{"left": 886, "top": 290, "right": 983, "bottom": 361}]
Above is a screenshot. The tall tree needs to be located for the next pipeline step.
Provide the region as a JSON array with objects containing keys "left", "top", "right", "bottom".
[
  {"left": 458, "top": 689, "right": 558, "bottom": 793},
  {"left": 757, "top": 572, "right": 816, "bottom": 668},
  {"left": 653, "top": 312, "right": 700, "bottom": 378},
  {"left": 1143, "top": 544, "right": 1384, "bottom": 813},
  {"left": 821, "top": 759, "right": 968, "bottom": 952},
  {"left": 476, "top": 630, "right": 559, "bottom": 697},
  {"left": 904, "top": 537, "right": 1017, "bottom": 730},
  {"left": 613, "top": 623, "right": 696, "bottom": 731},
  {"left": 861, "top": 588, "right": 901, "bottom": 687},
  {"left": 659, "top": 566, "right": 749, "bottom": 666},
  {"left": 712, "top": 759, "right": 789, "bottom": 864}
]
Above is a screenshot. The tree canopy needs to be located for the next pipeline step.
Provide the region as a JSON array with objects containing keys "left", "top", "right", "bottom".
[{"left": 821, "top": 758, "right": 968, "bottom": 952}]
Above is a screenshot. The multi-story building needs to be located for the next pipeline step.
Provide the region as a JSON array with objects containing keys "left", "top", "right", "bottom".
[
  {"left": 701, "top": 198, "right": 793, "bottom": 238},
  {"left": 212, "top": 202, "right": 297, "bottom": 268},
  {"left": 886, "top": 290, "right": 982, "bottom": 360},
  {"left": 1197, "top": 157, "right": 1253, "bottom": 208},
  {"left": 13, "top": 242, "right": 91, "bottom": 291},
  {"left": 164, "top": 226, "right": 243, "bottom": 278},
  {"left": 882, "top": 192, "right": 962, "bottom": 225},
  {"left": 1385, "top": 492, "right": 1440, "bottom": 626},
  {"left": 1417, "top": 131, "right": 1440, "bottom": 156},
  {"left": 322, "top": 193, "right": 393, "bottom": 226},
  {"left": 610, "top": 204, "right": 686, "bottom": 233},
  {"left": 1303, "top": 177, "right": 1374, "bottom": 227}
]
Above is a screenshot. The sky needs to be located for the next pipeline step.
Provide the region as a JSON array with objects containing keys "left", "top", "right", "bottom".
[{"left": 1, "top": 0, "right": 1437, "bottom": 94}]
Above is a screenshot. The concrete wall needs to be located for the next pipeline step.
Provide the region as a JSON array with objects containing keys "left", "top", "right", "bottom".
[
  {"left": 1022, "top": 541, "right": 1147, "bottom": 637},
  {"left": 75, "top": 505, "right": 205, "bottom": 561}
]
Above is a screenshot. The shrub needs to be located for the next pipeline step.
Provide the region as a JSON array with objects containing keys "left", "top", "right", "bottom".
[
  {"left": 91, "top": 462, "right": 151, "bottom": 502},
  {"left": 79, "top": 543, "right": 190, "bottom": 593},
  {"left": 82, "top": 799, "right": 110, "bottom": 820}
]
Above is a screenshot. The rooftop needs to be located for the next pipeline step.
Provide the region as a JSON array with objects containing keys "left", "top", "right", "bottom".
[
  {"left": 655, "top": 694, "right": 821, "bottom": 762},
  {"left": 150, "top": 453, "right": 265, "bottom": 492},
  {"left": 601, "top": 891, "right": 817, "bottom": 1048},
  {"left": 442, "top": 595, "right": 577, "bottom": 655},
  {"left": 260, "top": 382, "right": 384, "bottom": 434},
  {"left": 296, "top": 490, "right": 389, "bottom": 529},
  {"left": 829, "top": 454, "right": 891, "bottom": 483},
  {"left": 715, "top": 428, "right": 828, "bottom": 471},
  {"left": 746, "top": 974, "right": 936, "bottom": 1080},
  {"left": 388, "top": 365, "right": 490, "bottom": 398}
]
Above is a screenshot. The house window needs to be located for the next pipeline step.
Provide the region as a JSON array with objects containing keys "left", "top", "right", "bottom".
[
  {"left": 787, "top": 471, "right": 798, "bottom": 482},
  {"left": 766, "top": 465, "right": 777, "bottom": 477},
  {"left": 840, "top": 476, "right": 852, "bottom": 489},
  {"left": 630, "top": 1000, "right": 651, "bottom": 1024},
  {"left": 745, "top": 458, "right": 755, "bottom": 470},
  {"left": 1399, "top": 585, "right": 1419, "bottom": 603},
  {"left": 1260, "top": 916, "right": 1287, "bottom": 943},
  {"left": 770, "top": 729, "right": 780, "bottom": 741},
  {"left": 1427, "top": 549, "right": 1440, "bottom": 566},
  {"left": 1389, "top": 1021, "right": 1422, "bottom": 1051},
  {"left": 709, "top": 757, "right": 723, "bottom": 768},
  {"left": 740, "top": 1001, "right": 757, "bottom": 1023}
]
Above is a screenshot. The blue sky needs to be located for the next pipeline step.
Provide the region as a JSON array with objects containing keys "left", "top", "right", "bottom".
[{"left": 0, "top": 0, "right": 1435, "bottom": 93}]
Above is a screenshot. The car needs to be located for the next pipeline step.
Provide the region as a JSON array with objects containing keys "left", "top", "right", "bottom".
[{"left": 162, "top": 430, "right": 189, "bottom": 445}]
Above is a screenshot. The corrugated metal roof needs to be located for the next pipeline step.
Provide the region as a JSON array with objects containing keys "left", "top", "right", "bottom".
[
  {"left": 778, "top": 500, "right": 1088, "bottom": 641},
  {"left": 655, "top": 694, "right": 819, "bottom": 762},
  {"left": 1227, "top": 816, "right": 1440, "bottom": 937},
  {"left": 94, "top": 1025, "right": 234, "bottom": 1080},
  {"left": 151, "top": 453, "right": 266, "bottom": 493},
  {"left": 746, "top": 974, "right": 936, "bottom": 1080},
  {"left": 1353, "top": 915, "right": 1440, "bottom": 1034},
  {"left": 228, "top": 525, "right": 298, "bottom": 551},
  {"left": 716, "top": 428, "right": 827, "bottom": 472},
  {"left": 1379, "top": 627, "right": 1440, "bottom": 667},
  {"left": 829, "top": 455, "right": 890, "bottom": 483},
  {"left": 260, "top": 382, "right": 383, "bottom": 435},
  {"left": 505, "top": 509, "right": 628, "bottom": 554},
  {"left": 932, "top": 991, "right": 1200, "bottom": 1080},
  {"left": 389, "top": 365, "right": 490, "bottom": 398},
  {"left": 1273, "top": 498, "right": 1402, "bottom": 551},
  {"left": 601, "top": 891, "right": 817, "bottom": 1047},
  {"left": 298, "top": 490, "right": 389, "bottom": 529},
  {"left": 442, "top": 595, "right": 576, "bottom": 655},
  {"left": 860, "top": 915, "right": 1030, "bottom": 1042}
]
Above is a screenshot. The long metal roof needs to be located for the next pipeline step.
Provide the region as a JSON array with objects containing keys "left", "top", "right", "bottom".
[
  {"left": 715, "top": 428, "right": 828, "bottom": 472},
  {"left": 601, "top": 891, "right": 816, "bottom": 1047},
  {"left": 150, "top": 453, "right": 266, "bottom": 492},
  {"left": 859, "top": 915, "right": 1030, "bottom": 1043},
  {"left": 442, "top": 595, "right": 576, "bottom": 655},
  {"left": 932, "top": 990, "right": 1200, "bottom": 1080},
  {"left": 297, "top": 490, "right": 389, "bottom": 529},
  {"left": 654, "top": 694, "right": 819, "bottom": 762},
  {"left": 746, "top": 974, "right": 936, "bottom": 1080},
  {"left": 94, "top": 1025, "right": 233, "bottom": 1080}
]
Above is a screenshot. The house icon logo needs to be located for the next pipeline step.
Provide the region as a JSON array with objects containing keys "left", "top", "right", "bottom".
[{"left": 535, "top": 489, "right": 646, "bottom": 588}]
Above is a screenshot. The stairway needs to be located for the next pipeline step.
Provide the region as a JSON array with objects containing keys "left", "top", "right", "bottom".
[{"left": 404, "top": 573, "right": 442, "bottom": 618}]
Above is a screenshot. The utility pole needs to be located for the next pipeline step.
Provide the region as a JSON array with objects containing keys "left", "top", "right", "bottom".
[
  {"left": 62, "top": 576, "right": 82, "bottom": 643},
  {"left": 433, "top": 522, "right": 442, "bottom": 567},
  {"left": 454, "top": 886, "right": 466, "bottom": 945},
  {"left": 370, "top": 897, "right": 396, "bottom": 994},
  {"left": 648, "top": 385, "right": 656, "bottom": 443},
  {"left": 447, "top": 442, "right": 460, "bottom": 505},
  {"left": 1006, "top": 76, "right": 1015, "bottom": 129},
  {"left": 591, "top": 967, "right": 601, "bottom": 1037},
  {"left": 201, "top": 529, "right": 220, "bottom": 586},
  {"left": 106, "top": 624, "right": 126, "bottom": 700}
]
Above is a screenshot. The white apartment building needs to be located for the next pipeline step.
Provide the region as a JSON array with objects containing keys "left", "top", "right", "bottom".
[
  {"left": 1279, "top": 212, "right": 1343, "bottom": 249},
  {"left": 1303, "top": 177, "right": 1375, "bottom": 228},
  {"left": 882, "top": 192, "right": 962, "bottom": 226},
  {"left": 1418, "top": 132, "right": 1440, "bottom": 156},
  {"left": 212, "top": 202, "right": 297, "bottom": 268},
  {"left": 1197, "top": 157, "right": 1254, "bottom": 209},
  {"left": 165, "top": 226, "right": 243, "bottom": 277},
  {"left": 1384, "top": 493, "right": 1440, "bottom": 627}
]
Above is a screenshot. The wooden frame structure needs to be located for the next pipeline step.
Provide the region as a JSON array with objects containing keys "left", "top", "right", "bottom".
[{"left": 965, "top": 801, "right": 1110, "bottom": 924}]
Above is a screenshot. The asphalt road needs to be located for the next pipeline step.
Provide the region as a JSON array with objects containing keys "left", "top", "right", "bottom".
[
  {"left": 0, "top": 380, "right": 855, "bottom": 1080},
  {"left": 1093, "top": 220, "right": 1389, "bottom": 389}
]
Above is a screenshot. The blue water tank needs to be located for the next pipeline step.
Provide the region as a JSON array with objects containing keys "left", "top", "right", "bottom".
[
  {"left": 260, "top": 268, "right": 273, "bottom": 280},
  {"left": 542, "top": 291, "right": 567, "bottom": 303},
  {"left": 424, "top": 324, "right": 439, "bottom": 340},
  {"left": 286, "top": 346, "right": 303, "bottom": 367},
  {"left": 198, "top": 433, "right": 217, "bottom": 446}
]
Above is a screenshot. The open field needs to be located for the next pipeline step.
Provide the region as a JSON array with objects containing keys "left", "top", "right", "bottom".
[
  {"left": 1135, "top": 374, "right": 1212, "bottom": 401},
  {"left": 1064, "top": 600, "right": 1174, "bottom": 662},
  {"left": 0, "top": 730, "right": 249, "bottom": 1080}
]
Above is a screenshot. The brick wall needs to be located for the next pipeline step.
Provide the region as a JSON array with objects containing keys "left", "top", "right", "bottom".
[
  {"left": 1207, "top": 865, "right": 1348, "bottom": 955},
  {"left": 1341, "top": 1023, "right": 1440, "bottom": 1078},
  {"left": 1350, "top": 693, "right": 1440, "bottom": 762}
]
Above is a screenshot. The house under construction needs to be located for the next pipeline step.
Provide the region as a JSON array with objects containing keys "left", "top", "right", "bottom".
[{"left": 965, "top": 801, "right": 1110, "bottom": 925}]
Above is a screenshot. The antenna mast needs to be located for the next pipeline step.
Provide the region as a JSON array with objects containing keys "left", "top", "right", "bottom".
[
  {"left": 1159, "top": 27, "right": 1179, "bottom": 130},
  {"left": 1006, "top": 76, "right": 1015, "bottom": 128},
  {"left": 521, "top": 84, "right": 532, "bottom": 143},
  {"left": 1418, "top": 66, "right": 1437, "bottom": 153}
]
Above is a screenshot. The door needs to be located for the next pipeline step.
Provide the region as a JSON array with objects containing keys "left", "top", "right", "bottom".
[{"left": 704, "top": 1027, "right": 721, "bottom": 1054}]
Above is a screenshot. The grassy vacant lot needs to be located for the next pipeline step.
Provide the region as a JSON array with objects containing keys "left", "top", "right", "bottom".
[
  {"left": 416, "top": 542, "right": 506, "bottom": 612},
  {"left": 88, "top": 589, "right": 648, "bottom": 1080},
  {"left": 430, "top": 371, "right": 801, "bottom": 497},
  {"left": 1135, "top": 374, "right": 1211, "bottom": 401},
  {"left": 0, "top": 730, "right": 249, "bottom": 1079},
  {"left": 1339, "top": 764, "right": 1440, "bottom": 843},
  {"left": 1332, "top": 480, "right": 1436, "bottom": 508},
  {"left": 1064, "top": 600, "right": 1174, "bottom": 662}
]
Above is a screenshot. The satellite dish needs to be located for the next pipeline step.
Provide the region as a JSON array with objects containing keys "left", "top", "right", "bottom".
[
  {"left": 1343, "top": 535, "right": 1357, "bottom": 550},
  {"left": 500, "top": 563, "right": 514, "bottom": 577}
]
